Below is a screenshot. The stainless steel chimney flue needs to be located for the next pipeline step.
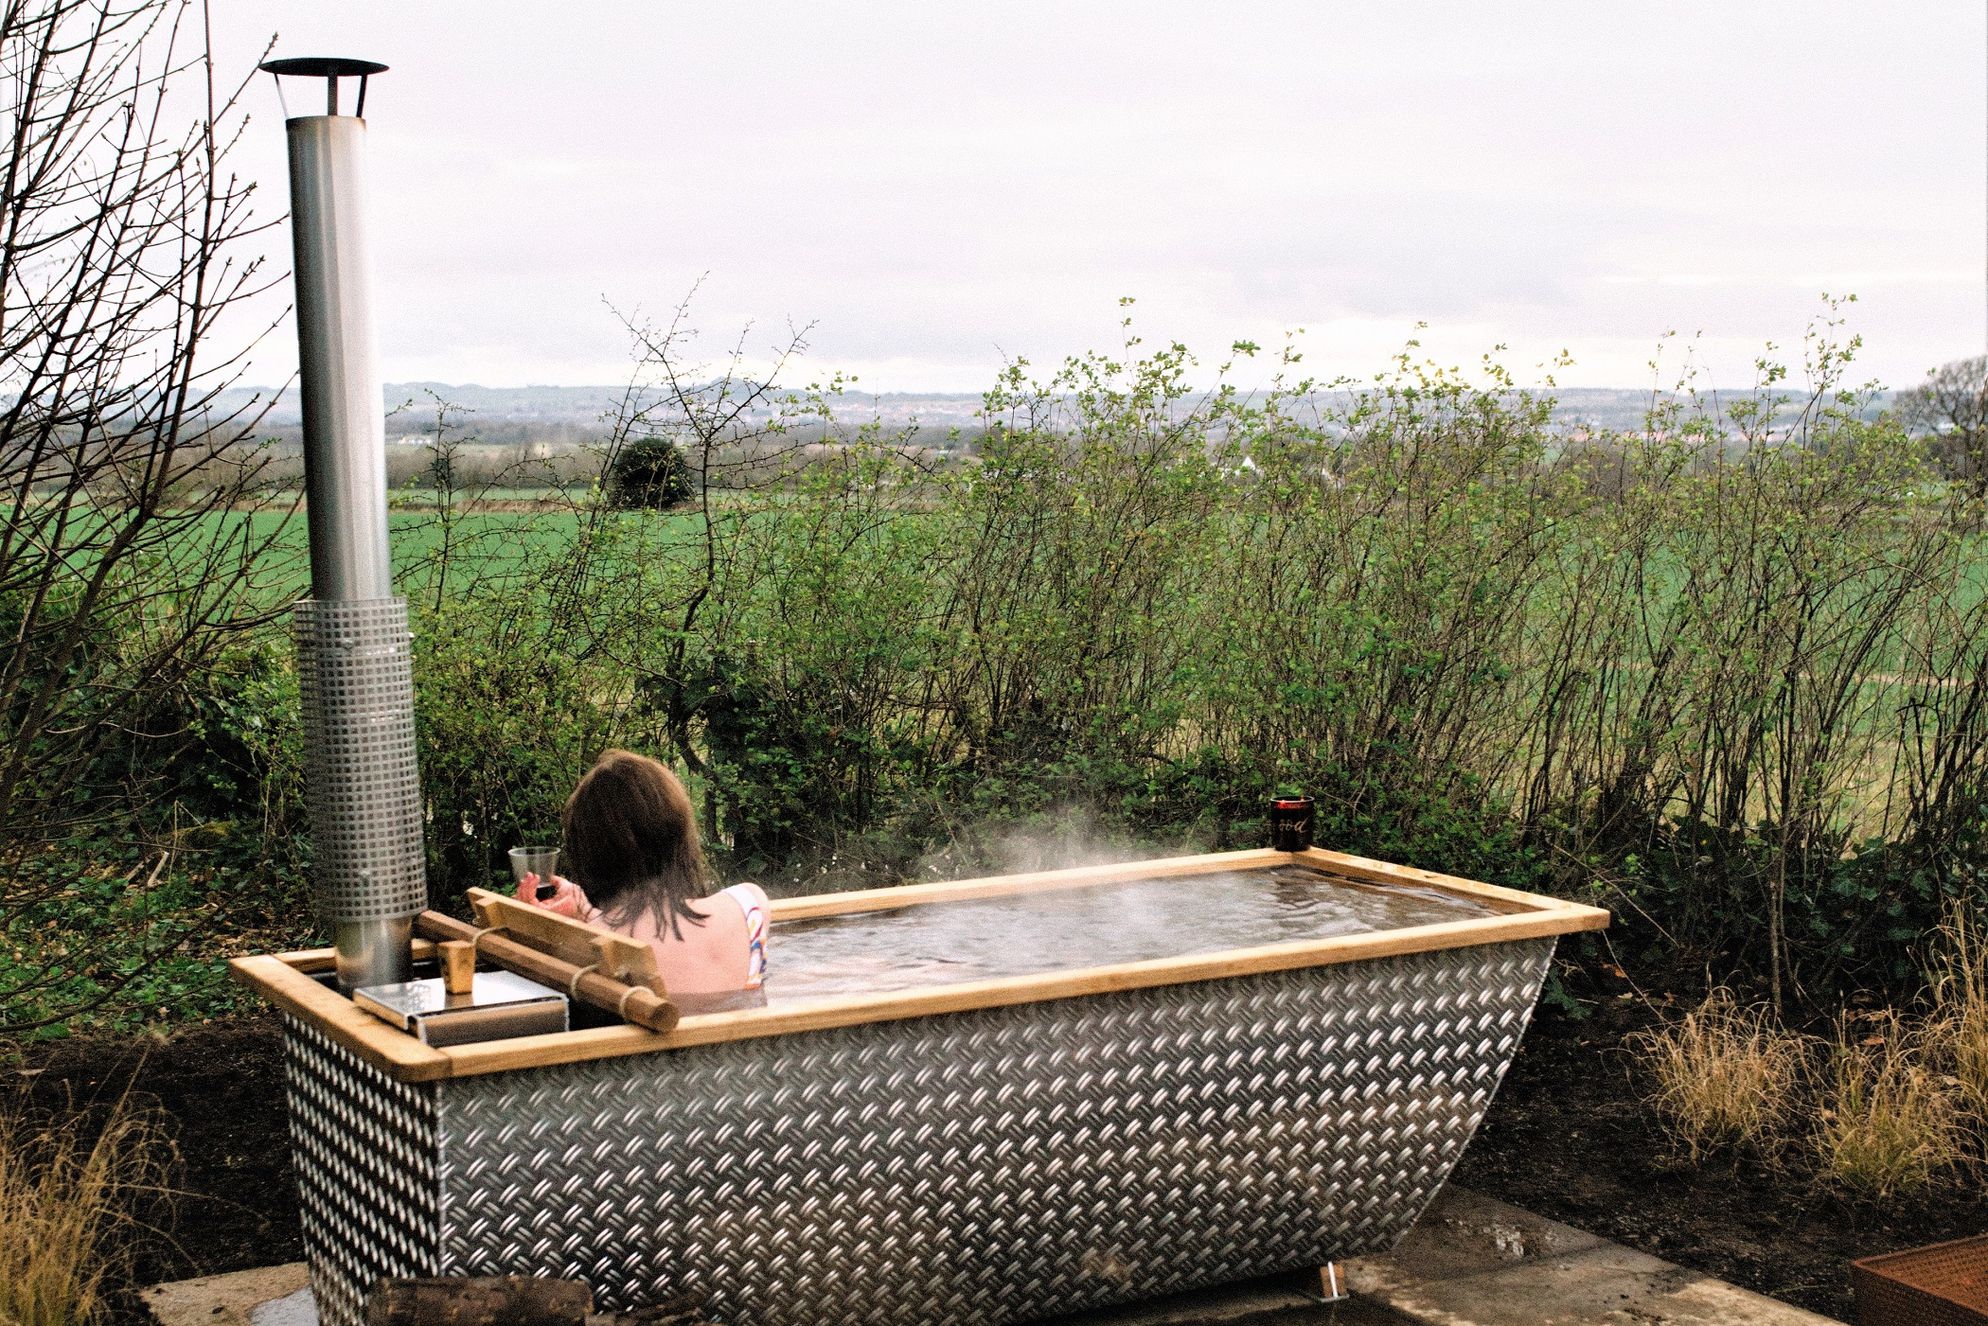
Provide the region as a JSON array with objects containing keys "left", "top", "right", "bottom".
[{"left": 265, "top": 58, "right": 426, "bottom": 992}]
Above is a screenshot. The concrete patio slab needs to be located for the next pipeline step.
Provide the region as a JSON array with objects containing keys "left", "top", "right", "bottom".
[
  {"left": 1340, "top": 1188, "right": 1844, "bottom": 1326},
  {"left": 140, "top": 1262, "right": 310, "bottom": 1326},
  {"left": 1031, "top": 1273, "right": 1417, "bottom": 1325},
  {"left": 141, "top": 1187, "right": 1845, "bottom": 1326}
]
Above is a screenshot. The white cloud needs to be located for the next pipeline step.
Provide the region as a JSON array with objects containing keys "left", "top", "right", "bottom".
[{"left": 217, "top": 0, "right": 1987, "bottom": 392}]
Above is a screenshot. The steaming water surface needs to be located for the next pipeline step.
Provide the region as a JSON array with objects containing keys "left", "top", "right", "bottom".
[{"left": 762, "top": 863, "right": 1501, "bottom": 1004}]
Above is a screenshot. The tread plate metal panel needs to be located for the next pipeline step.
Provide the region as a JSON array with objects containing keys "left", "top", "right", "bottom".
[
  {"left": 289, "top": 939, "right": 1554, "bottom": 1326},
  {"left": 285, "top": 1017, "right": 440, "bottom": 1326}
]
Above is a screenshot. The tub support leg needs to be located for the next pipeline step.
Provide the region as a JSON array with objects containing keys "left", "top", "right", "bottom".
[{"left": 1304, "top": 1262, "right": 1350, "bottom": 1303}]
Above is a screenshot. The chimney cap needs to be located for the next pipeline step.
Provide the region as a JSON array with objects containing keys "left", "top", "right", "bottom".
[
  {"left": 260, "top": 57, "right": 388, "bottom": 78},
  {"left": 260, "top": 57, "right": 388, "bottom": 117}
]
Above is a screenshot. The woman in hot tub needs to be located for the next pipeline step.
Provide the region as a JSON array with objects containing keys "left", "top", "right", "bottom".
[{"left": 515, "top": 748, "right": 768, "bottom": 995}]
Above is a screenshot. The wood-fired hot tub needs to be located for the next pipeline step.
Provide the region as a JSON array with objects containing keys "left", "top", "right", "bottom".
[{"left": 233, "top": 846, "right": 1607, "bottom": 1326}]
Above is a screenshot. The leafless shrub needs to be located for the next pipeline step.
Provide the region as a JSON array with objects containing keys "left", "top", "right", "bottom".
[{"left": 0, "top": 0, "right": 287, "bottom": 1027}]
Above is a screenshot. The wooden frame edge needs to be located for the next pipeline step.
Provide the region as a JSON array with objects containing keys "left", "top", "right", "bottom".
[
  {"left": 280, "top": 939, "right": 438, "bottom": 976},
  {"left": 433, "top": 901, "right": 1607, "bottom": 1078},
  {"left": 767, "top": 847, "right": 1288, "bottom": 921},
  {"left": 765, "top": 845, "right": 1606, "bottom": 925},
  {"left": 241, "top": 850, "right": 1612, "bottom": 1082},
  {"left": 1296, "top": 846, "right": 1609, "bottom": 921},
  {"left": 229, "top": 954, "right": 454, "bottom": 1082}
]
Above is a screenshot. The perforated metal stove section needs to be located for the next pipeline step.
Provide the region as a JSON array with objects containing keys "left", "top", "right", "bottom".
[
  {"left": 293, "top": 598, "right": 426, "bottom": 922},
  {"left": 286, "top": 938, "right": 1555, "bottom": 1326}
]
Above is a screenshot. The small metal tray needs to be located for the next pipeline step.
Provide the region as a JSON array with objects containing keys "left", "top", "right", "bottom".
[{"left": 353, "top": 969, "right": 568, "bottom": 1047}]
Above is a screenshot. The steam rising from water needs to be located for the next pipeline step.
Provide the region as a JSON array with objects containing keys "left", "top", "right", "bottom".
[
  {"left": 764, "top": 863, "right": 1496, "bottom": 1005},
  {"left": 909, "top": 803, "right": 1212, "bottom": 884}
]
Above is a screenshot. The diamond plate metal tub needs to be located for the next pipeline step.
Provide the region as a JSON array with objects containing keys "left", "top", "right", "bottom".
[{"left": 236, "top": 846, "right": 1608, "bottom": 1326}]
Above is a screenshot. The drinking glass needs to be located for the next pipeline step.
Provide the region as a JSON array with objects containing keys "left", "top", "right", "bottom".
[{"left": 509, "top": 845, "right": 560, "bottom": 900}]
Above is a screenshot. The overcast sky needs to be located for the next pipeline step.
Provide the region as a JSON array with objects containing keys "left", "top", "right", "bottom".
[{"left": 215, "top": 2, "right": 1986, "bottom": 394}]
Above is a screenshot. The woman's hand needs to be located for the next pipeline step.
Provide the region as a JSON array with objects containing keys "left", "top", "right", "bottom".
[{"left": 516, "top": 872, "right": 590, "bottom": 919}]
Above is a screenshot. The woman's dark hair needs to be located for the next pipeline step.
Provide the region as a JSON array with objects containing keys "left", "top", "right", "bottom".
[{"left": 561, "top": 749, "right": 707, "bottom": 939}]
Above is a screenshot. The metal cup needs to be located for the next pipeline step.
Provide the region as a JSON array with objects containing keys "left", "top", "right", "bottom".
[
  {"left": 1268, "top": 796, "right": 1314, "bottom": 853},
  {"left": 509, "top": 845, "right": 560, "bottom": 900}
]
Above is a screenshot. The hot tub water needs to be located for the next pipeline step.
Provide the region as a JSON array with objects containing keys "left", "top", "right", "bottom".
[{"left": 763, "top": 864, "right": 1500, "bottom": 1003}]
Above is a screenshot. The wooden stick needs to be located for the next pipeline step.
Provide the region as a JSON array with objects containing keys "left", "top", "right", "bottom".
[
  {"left": 280, "top": 938, "right": 439, "bottom": 976},
  {"left": 413, "top": 911, "right": 679, "bottom": 1033},
  {"left": 584, "top": 1300, "right": 714, "bottom": 1326},
  {"left": 438, "top": 941, "right": 475, "bottom": 995},
  {"left": 466, "top": 888, "right": 667, "bottom": 993}
]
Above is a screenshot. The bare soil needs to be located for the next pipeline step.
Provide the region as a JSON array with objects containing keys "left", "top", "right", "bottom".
[
  {"left": 15, "top": 998, "right": 1985, "bottom": 1324},
  {"left": 14, "top": 1018, "right": 298, "bottom": 1325}
]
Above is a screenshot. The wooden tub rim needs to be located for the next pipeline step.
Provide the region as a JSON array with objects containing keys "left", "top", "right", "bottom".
[{"left": 230, "top": 845, "right": 1610, "bottom": 1083}]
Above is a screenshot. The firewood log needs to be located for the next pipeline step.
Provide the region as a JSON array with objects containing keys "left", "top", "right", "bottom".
[
  {"left": 365, "top": 1277, "right": 715, "bottom": 1326},
  {"left": 584, "top": 1297, "right": 715, "bottom": 1326},
  {"left": 365, "top": 1276, "right": 592, "bottom": 1326}
]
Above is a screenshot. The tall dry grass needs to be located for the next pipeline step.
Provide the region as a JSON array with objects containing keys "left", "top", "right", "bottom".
[
  {"left": 1635, "top": 910, "right": 1988, "bottom": 1195},
  {"left": 0, "top": 1090, "right": 175, "bottom": 1326},
  {"left": 1633, "top": 989, "right": 1807, "bottom": 1161},
  {"left": 1929, "top": 902, "right": 1988, "bottom": 1155},
  {"left": 1814, "top": 1013, "right": 1959, "bottom": 1198}
]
